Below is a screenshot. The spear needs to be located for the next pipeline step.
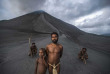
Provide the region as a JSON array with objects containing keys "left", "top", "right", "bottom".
[
  {"left": 83, "top": 58, "right": 86, "bottom": 64},
  {"left": 28, "top": 33, "right": 32, "bottom": 56},
  {"left": 29, "top": 33, "right": 32, "bottom": 47}
]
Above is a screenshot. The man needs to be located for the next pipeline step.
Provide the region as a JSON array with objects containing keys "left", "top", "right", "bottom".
[
  {"left": 78, "top": 48, "right": 88, "bottom": 64},
  {"left": 29, "top": 43, "right": 37, "bottom": 57},
  {"left": 46, "top": 32, "right": 63, "bottom": 74}
]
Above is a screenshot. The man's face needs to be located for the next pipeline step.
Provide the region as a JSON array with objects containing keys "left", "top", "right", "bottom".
[
  {"left": 39, "top": 50, "right": 44, "bottom": 57},
  {"left": 82, "top": 49, "right": 86, "bottom": 52},
  {"left": 51, "top": 34, "right": 58, "bottom": 44},
  {"left": 32, "top": 44, "right": 35, "bottom": 46}
]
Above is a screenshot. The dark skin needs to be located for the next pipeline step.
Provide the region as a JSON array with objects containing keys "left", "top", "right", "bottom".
[
  {"left": 78, "top": 48, "right": 88, "bottom": 60},
  {"left": 35, "top": 50, "right": 47, "bottom": 74},
  {"left": 46, "top": 34, "right": 63, "bottom": 74},
  {"left": 30, "top": 44, "right": 37, "bottom": 57}
]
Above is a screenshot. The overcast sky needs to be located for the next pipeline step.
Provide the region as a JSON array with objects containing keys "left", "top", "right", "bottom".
[{"left": 0, "top": 0, "right": 110, "bottom": 35}]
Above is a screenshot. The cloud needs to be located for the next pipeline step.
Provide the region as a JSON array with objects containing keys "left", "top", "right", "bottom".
[
  {"left": 16, "top": 0, "right": 46, "bottom": 13},
  {"left": 42, "top": 0, "right": 110, "bottom": 21},
  {"left": 0, "top": 0, "right": 46, "bottom": 20},
  {"left": 0, "top": 0, "right": 17, "bottom": 20},
  {"left": 73, "top": 7, "right": 110, "bottom": 34},
  {"left": 0, "top": 0, "right": 110, "bottom": 34},
  {"left": 81, "top": 25, "right": 110, "bottom": 34},
  {"left": 1, "top": 0, "right": 110, "bottom": 20}
]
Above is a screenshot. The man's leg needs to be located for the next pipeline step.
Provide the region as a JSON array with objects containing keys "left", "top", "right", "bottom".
[
  {"left": 81, "top": 56, "right": 84, "bottom": 60},
  {"left": 35, "top": 49, "right": 37, "bottom": 54},
  {"left": 48, "top": 65, "right": 53, "bottom": 74},
  {"left": 31, "top": 49, "right": 33, "bottom": 57},
  {"left": 56, "top": 64, "right": 60, "bottom": 74}
]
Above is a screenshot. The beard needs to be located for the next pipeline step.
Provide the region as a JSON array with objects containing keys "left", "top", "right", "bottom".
[{"left": 52, "top": 39, "right": 58, "bottom": 44}]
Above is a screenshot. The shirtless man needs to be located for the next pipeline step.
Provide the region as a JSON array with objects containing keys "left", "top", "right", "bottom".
[
  {"left": 46, "top": 32, "right": 63, "bottom": 74},
  {"left": 29, "top": 43, "right": 37, "bottom": 57},
  {"left": 78, "top": 48, "right": 88, "bottom": 64}
]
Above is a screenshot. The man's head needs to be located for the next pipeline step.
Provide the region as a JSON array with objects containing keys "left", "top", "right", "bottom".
[
  {"left": 32, "top": 43, "right": 35, "bottom": 46},
  {"left": 82, "top": 48, "right": 87, "bottom": 53},
  {"left": 51, "top": 32, "right": 59, "bottom": 44}
]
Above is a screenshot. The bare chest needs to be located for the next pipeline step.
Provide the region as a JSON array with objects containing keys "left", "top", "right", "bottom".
[
  {"left": 48, "top": 46, "right": 61, "bottom": 53},
  {"left": 38, "top": 58, "right": 44, "bottom": 64}
]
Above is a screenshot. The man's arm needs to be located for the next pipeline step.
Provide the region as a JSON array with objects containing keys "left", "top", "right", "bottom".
[
  {"left": 46, "top": 45, "right": 49, "bottom": 57},
  {"left": 35, "top": 46, "right": 37, "bottom": 49},
  {"left": 85, "top": 53, "right": 88, "bottom": 59},
  {"left": 35, "top": 58, "right": 38, "bottom": 74},
  {"left": 45, "top": 45, "right": 49, "bottom": 63},
  {"left": 35, "top": 46, "right": 37, "bottom": 53},
  {"left": 60, "top": 45, "right": 63, "bottom": 58}
]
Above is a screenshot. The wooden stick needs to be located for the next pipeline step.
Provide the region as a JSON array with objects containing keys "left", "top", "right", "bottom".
[{"left": 84, "top": 58, "right": 86, "bottom": 64}]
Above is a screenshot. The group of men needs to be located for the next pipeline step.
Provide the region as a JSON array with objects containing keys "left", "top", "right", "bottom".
[
  {"left": 28, "top": 32, "right": 88, "bottom": 74},
  {"left": 29, "top": 32, "right": 63, "bottom": 74}
]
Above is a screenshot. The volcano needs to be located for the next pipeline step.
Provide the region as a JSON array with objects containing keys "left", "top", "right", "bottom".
[{"left": 0, "top": 11, "right": 110, "bottom": 74}]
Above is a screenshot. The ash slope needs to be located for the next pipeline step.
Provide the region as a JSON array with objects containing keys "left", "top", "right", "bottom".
[
  {"left": 0, "top": 11, "right": 110, "bottom": 74},
  {"left": 0, "top": 11, "right": 110, "bottom": 52}
]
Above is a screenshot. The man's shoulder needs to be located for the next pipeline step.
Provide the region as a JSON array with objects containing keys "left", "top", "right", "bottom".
[
  {"left": 47, "top": 43, "right": 54, "bottom": 46},
  {"left": 58, "top": 44, "right": 63, "bottom": 48},
  {"left": 46, "top": 43, "right": 52, "bottom": 49},
  {"left": 46, "top": 43, "right": 63, "bottom": 48},
  {"left": 46, "top": 43, "right": 52, "bottom": 47}
]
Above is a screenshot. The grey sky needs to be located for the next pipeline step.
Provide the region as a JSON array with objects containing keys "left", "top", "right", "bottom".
[{"left": 0, "top": 0, "right": 110, "bottom": 35}]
